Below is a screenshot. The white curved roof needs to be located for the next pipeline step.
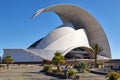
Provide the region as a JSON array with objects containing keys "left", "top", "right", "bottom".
[
  {"left": 32, "top": 4, "right": 111, "bottom": 58},
  {"left": 27, "top": 24, "right": 91, "bottom": 60},
  {"left": 36, "top": 23, "right": 90, "bottom": 50}
]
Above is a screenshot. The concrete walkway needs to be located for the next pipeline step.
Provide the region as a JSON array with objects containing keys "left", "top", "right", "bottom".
[
  {"left": 0, "top": 64, "right": 106, "bottom": 80},
  {"left": 0, "top": 64, "right": 58, "bottom": 80}
]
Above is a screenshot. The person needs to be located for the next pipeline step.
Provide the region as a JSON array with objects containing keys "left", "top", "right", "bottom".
[{"left": 64, "top": 65, "right": 68, "bottom": 79}]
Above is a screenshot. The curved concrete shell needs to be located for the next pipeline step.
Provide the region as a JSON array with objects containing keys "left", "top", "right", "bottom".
[
  {"left": 36, "top": 24, "right": 90, "bottom": 50},
  {"left": 32, "top": 4, "right": 111, "bottom": 58},
  {"left": 28, "top": 23, "right": 91, "bottom": 60},
  {"left": 3, "top": 4, "right": 111, "bottom": 62}
]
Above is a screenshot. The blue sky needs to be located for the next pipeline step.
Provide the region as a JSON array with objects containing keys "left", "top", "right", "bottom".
[{"left": 0, "top": 0, "right": 120, "bottom": 59}]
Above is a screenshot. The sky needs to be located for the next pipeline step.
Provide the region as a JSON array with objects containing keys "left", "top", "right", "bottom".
[{"left": 0, "top": 0, "right": 120, "bottom": 59}]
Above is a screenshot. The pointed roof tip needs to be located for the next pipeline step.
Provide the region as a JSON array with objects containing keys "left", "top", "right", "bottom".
[
  {"left": 30, "top": 14, "right": 36, "bottom": 19},
  {"left": 31, "top": 8, "right": 46, "bottom": 19}
]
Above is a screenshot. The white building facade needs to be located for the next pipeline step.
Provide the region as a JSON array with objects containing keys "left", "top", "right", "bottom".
[{"left": 2, "top": 4, "right": 111, "bottom": 62}]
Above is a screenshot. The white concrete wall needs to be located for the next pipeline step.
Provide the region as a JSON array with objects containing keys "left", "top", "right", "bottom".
[{"left": 3, "top": 49, "right": 43, "bottom": 62}]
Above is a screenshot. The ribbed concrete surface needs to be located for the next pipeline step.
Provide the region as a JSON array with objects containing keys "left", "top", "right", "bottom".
[{"left": 33, "top": 4, "right": 111, "bottom": 58}]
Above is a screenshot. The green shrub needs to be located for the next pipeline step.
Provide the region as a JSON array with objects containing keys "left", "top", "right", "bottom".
[
  {"left": 67, "top": 69, "right": 76, "bottom": 76},
  {"left": 52, "top": 69, "right": 60, "bottom": 74},
  {"left": 2, "top": 55, "right": 14, "bottom": 69},
  {"left": 52, "top": 52, "right": 66, "bottom": 71},
  {"left": 75, "top": 62, "right": 89, "bottom": 73},
  {"left": 43, "top": 65, "right": 52, "bottom": 73},
  {"left": 106, "top": 72, "right": 120, "bottom": 80}
]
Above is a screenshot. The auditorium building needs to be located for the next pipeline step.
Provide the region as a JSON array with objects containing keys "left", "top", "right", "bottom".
[{"left": 2, "top": 4, "right": 111, "bottom": 62}]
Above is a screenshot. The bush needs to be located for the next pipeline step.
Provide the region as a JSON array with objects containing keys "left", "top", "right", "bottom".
[
  {"left": 43, "top": 65, "right": 52, "bottom": 73},
  {"left": 52, "top": 52, "right": 66, "bottom": 71},
  {"left": 106, "top": 72, "right": 120, "bottom": 80},
  {"left": 52, "top": 69, "right": 60, "bottom": 74},
  {"left": 67, "top": 69, "right": 76, "bottom": 76},
  {"left": 75, "top": 62, "right": 89, "bottom": 73}
]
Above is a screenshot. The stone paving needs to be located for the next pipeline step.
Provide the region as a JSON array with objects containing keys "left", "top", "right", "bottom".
[{"left": 0, "top": 64, "right": 106, "bottom": 80}]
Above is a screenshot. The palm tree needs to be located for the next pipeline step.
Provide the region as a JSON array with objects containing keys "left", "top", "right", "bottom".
[
  {"left": 2, "top": 55, "right": 14, "bottom": 70},
  {"left": 52, "top": 51, "right": 66, "bottom": 71},
  {"left": 90, "top": 43, "right": 103, "bottom": 68}
]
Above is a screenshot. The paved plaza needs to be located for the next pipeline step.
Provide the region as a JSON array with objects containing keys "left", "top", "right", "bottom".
[{"left": 0, "top": 64, "right": 106, "bottom": 80}]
